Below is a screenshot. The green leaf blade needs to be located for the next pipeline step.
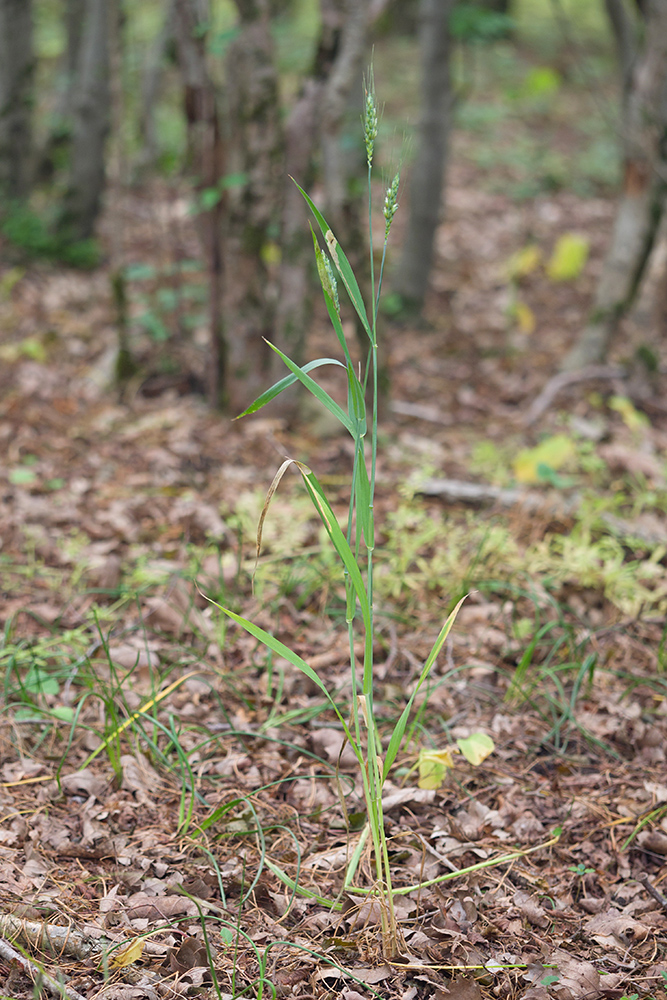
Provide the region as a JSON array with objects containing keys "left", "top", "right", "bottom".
[
  {"left": 236, "top": 357, "right": 346, "bottom": 419},
  {"left": 299, "top": 469, "right": 371, "bottom": 631},
  {"left": 266, "top": 342, "right": 354, "bottom": 435},
  {"left": 293, "top": 179, "right": 372, "bottom": 341},
  {"left": 382, "top": 596, "right": 467, "bottom": 781}
]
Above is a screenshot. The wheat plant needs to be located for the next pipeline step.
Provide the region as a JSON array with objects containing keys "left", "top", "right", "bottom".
[{"left": 210, "top": 79, "right": 463, "bottom": 960}]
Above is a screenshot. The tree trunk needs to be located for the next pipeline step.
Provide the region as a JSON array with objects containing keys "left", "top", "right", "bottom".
[
  {"left": 137, "top": 0, "right": 177, "bottom": 174},
  {"left": 57, "top": 0, "right": 111, "bottom": 242},
  {"left": 33, "top": 0, "right": 86, "bottom": 185},
  {"left": 561, "top": 0, "right": 667, "bottom": 371},
  {"left": 604, "top": 0, "right": 640, "bottom": 97},
  {"left": 224, "top": 0, "right": 285, "bottom": 410},
  {"left": 274, "top": 79, "right": 322, "bottom": 389},
  {"left": 395, "top": 0, "right": 454, "bottom": 312},
  {"left": 0, "top": 0, "right": 34, "bottom": 200},
  {"left": 65, "top": 0, "right": 87, "bottom": 105},
  {"left": 173, "top": 0, "right": 226, "bottom": 408},
  {"left": 320, "top": 0, "right": 370, "bottom": 233}
]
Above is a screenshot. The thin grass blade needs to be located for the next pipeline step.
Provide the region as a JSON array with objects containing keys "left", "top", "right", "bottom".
[
  {"left": 298, "top": 467, "right": 371, "bottom": 631},
  {"left": 208, "top": 601, "right": 352, "bottom": 736},
  {"left": 382, "top": 596, "right": 467, "bottom": 780}
]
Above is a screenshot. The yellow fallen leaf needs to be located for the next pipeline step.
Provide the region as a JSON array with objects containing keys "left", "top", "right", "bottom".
[
  {"left": 507, "top": 244, "right": 541, "bottom": 280},
  {"left": 418, "top": 748, "right": 454, "bottom": 790},
  {"left": 514, "top": 299, "right": 536, "bottom": 334},
  {"left": 608, "top": 395, "right": 649, "bottom": 433},
  {"left": 513, "top": 434, "right": 576, "bottom": 484},
  {"left": 457, "top": 732, "right": 495, "bottom": 765},
  {"left": 261, "top": 241, "right": 281, "bottom": 267},
  {"left": 109, "top": 938, "right": 145, "bottom": 969},
  {"left": 547, "top": 233, "right": 589, "bottom": 281}
]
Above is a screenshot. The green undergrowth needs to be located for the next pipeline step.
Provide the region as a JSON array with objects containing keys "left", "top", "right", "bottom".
[
  {"left": 3, "top": 473, "right": 667, "bottom": 628},
  {"left": 3, "top": 478, "right": 666, "bottom": 771},
  {"left": 217, "top": 485, "right": 667, "bottom": 621},
  {"left": 0, "top": 201, "right": 101, "bottom": 268}
]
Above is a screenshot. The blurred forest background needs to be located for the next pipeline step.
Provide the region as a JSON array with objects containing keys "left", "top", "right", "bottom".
[{"left": 2, "top": 0, "right": 666, "bottom": 412}]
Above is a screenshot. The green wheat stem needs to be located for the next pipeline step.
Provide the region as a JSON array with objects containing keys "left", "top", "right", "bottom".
[
  {"left": 368, "top": 161, "right": 376, "bottom": 346},
  {"left": 375, "top": 236, "right": 390, "bottom": 319}
]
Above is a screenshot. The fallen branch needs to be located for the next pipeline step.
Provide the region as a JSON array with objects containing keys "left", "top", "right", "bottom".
[
  {"left": 391, "top": 399, "right": 453, "bottom": 425},
  {"left": 0, "top": 912, "right": 167, "bottom": 963},
  {"left": 0, "top": 912, "right": 103, "bottom": 961},
  {"left": 523, "top": 365, "right": 625, "bottom": 427},
  {"left": 416, "top": 477, "right": 667, "bottom": 545},
  {"left": 637, "top": 872, "right": 667, "bottom": 912},
  {"left": 0, "top": 935, "right": 87, "bottom": 1000}
]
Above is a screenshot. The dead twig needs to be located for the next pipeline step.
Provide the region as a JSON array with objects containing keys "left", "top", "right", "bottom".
[
  {"left": 523, "top": 365, "right": 625, "bottom": 427},
  {"left": 0, "top": 935, "right": 87, "bottom": 1000},
  {"left": 637, "top": 872, "right": 667, "bottom": 912}
]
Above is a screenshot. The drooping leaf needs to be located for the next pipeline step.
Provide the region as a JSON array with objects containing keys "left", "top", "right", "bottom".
[
  {"left": 299, "top": 467, "right": 371, "bottom": 632},
  {"left": 209, "top": 601, "right": 350, "bottom": 734},
  {"left": 266, "top": 342, "right": 354, "bottom": 435},
  {"left": 235, "top": 357, "right": 346, "bottom": 419}
]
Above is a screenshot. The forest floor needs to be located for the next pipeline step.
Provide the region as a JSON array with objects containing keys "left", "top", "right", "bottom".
[{"left": 2, "top": 44, "right": 667, "bottom": 1000}]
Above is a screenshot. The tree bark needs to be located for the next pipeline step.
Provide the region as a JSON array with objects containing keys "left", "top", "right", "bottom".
[
  {"left": 57, "top": 0, "right": 111, "bottom": 242},
  {"left": 561, "top": 0, "right": 667, "bottom": 371},
  {"left": 173, "top": 0, "right": 227, "bottom": 408},
  {"left": 395, "top": 0, "right": 454, "bottom": 311},
  {"left": 224, "top": 0, "right": 285, "bottom": 409},
  {"left": 137, "top": 0, "right": 177, "bottom": 173},
  {"left": 320, "top": 0, "right": 371, "bottom": 233},
  {"left": 0, "top": 0, "right": 34, "bottom": 200},
  {"left": 274, "top": 79, "right": 322, "bottom": 388},
  {"left": 33, "top": 0, "right": 86, "bottom": 185},
  {"left": 604, "top": 0, "right": 640, "bottom": 96}
]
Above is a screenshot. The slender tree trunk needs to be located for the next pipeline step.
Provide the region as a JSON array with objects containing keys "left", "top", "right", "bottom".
[
  {"left": 65, "top": 0, "right": 87, "bottom": 106},
  {"left": 0, "top": 0, "right": 34, "bottom": 200},
  {"left": 320, "top": 0, "right": 370, "bottom": 232},
  {"left": 174, "top": 0, "right": 226, "bottom": 408},
  {"left": 34, "top": 0, "right": 85, "bottom": 184},
  {"left": 561, "top": 0, "right": 667, "bottom": 370},
  {"left": 395, "top": 0, "right": 454, "bottom": 311},
  {"left": 604, "top": 0, "right": 640, "bottom": 96},
  {"left": 57, "top": 0, "right": 111, "bottom": 242},
  {"left": 274, "top": 80, "right": 321, "bottom": 387},
  {"left": 137, "top": 0, "right": 177, "bottom": 173},
  {"left": 224, "top": 0, "right": 284, "bottom": 409}
]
